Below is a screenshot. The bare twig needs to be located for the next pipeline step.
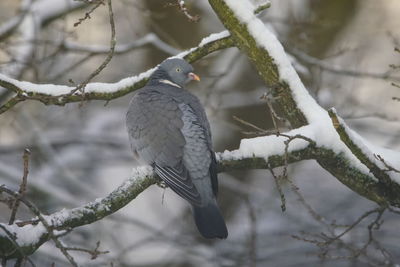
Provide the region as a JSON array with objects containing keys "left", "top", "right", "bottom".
[
  {"left": 74, "top": 0, "right": 105, "bottom": 27},
  {"left": 9, "top": 149, "right": 31, "bottom": 225},
  {"left": 254, "top": 1, "right": 271, "bottom": 15},
  {"left": 69, "top": 0, "right": 116, "bottom": 97},
  {"left": 292, "top": 206, "right": 391, "bottom": 265},
  {"left": 353, "top": 208, "right": 385, "bottom": 257},
  {"left": 326, "top": 208, "right": 383, "bottom": 245},
  {"left": 289, "top": 47, "right": 400, "bottom": 82},
  {"left": 66, "top": 241, "right": 109, "bottom": 260},
  {"left": 232, "top": 115, "right": 269, "bottom": 134},
  {"left": 260, "top": 92, "right": 286, "bottom": 134},
  {"left": 268, "top": 166, "right": 286, "bottom": 212},
  {"left": 168, "top": 0, "right": 201, "bottom": 22},
  {"left": 245, "top": 198, "right": 257, "bottom": 267},
  {"left": 374, "top": 154, "right": 400, "bottom": 173},
  {"left": 392, "top": 82, "right": 400, "bottom": 89},
  {"left": 282, "top": 134, "right": 315, "bottom": 179}
]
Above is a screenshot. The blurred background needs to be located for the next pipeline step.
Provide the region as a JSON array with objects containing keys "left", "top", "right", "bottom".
[{"left": 0, "top": 0, "right": 400, "bottom": 266}]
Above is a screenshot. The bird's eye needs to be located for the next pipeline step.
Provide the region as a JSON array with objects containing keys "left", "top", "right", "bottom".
[{"left": 176, "top": 68, "right": 181, "bottom": 72}]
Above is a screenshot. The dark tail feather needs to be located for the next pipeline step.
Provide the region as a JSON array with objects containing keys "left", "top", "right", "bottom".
[{"left": 193, "top": 203, "right": 228, "bottom": 239}]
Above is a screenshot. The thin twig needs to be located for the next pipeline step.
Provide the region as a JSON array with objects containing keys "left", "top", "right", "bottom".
[
  {"left": 374, "top": 154, "right": 400, "bottom": 173},
  {"left": 168, "top": 0, "right": 200, "bottom": 22},
  {"left": 245, "top": 198, "right": 257, "bottom": 267},
  {"left": 268, "top": 166, "right": 286, "bottom": 212},
  {"left": 254, "top": 1, "right": 271, "bottom": 15},
  {"left": 392, "top": 82, "right": 400, "bottom": 89},
  {"left": 66, "top": 241, "right": 109, "bottom": 260},
  {"left": 9, "top": 149, "right": 31, "bottom": 225},
  {"left": 325, "top": 208, "right": 383, "bottom": 245},
  {"left": 260, "top": 92, "right": 286, "bottom": 135},
  {"left": 69, "top": 0, "right": 116, "bottom": 97},
  {"left": 74, "top": 0, "right": 105, "bottom": 27},
  {"left": 232, "top": 115, "right": 268, "bottom": 133}
]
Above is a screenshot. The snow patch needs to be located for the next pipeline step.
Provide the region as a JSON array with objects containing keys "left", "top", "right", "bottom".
[{"left": 1, "top": 223, "right": 47, "bottom": 246}]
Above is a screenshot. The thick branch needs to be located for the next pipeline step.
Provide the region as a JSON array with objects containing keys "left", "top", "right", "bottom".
[
  {"left": 0, "top": 143, "right": 312, "bottom": 259},
  {"left": 3, "top": 129, "right": 400, "bottom": 259},
  {"left": 209, "top": 0, "right": 308, "bottom": 127},
  {"left": 208, "top": 0, "right": 400, "bottom": 208}
]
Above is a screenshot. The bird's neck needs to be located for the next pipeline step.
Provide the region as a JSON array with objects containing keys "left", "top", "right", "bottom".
[{"left": 148, "top": 69, "right": 182, "bottom": 88}]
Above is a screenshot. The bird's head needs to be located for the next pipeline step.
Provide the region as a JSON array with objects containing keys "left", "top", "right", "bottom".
[{"left": 157, "top": 58, "right": 200, "bottom": 87}]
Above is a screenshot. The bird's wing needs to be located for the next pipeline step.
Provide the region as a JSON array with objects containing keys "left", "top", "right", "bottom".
[
  {"left": 126, "top": 89, "right": 203, "bottom": 206},
  {"left": 178, "top": 103, "right": 217, "bottom": 199},
  {"left": 154, "top": 164, "right": 202, "bottom": 206}
]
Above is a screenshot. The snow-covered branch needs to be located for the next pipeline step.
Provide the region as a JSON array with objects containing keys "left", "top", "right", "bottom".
[
  {"left": 0, "top": 31, "right": 233, "bottom": 114},
  {"left": 2, "top": 120, "right": 400, "bottom": 259},
  {"left": 208, "top": 0, "right": 400, "bottom": 205},
  {"left": 0, "top": 142, "right": 312, "bottom": 259},
  {"left": 328, "top": 108, "right": 400, "bottom": 186}
]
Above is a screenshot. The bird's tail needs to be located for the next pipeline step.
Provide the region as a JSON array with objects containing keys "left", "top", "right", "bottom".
[{"left": 193, "top": 202, "right": 228, "bottom": 239}]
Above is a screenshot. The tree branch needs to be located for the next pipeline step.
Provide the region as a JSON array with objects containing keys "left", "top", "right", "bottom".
[
  {"left": 208, "top": 0, "right": 400, "bottom": 208},
  {"left": 328, "top": 108, "right": 398, "bottom": 186},
  {"left": 0, "top": 32, "right": 234, "bottom": 113}
]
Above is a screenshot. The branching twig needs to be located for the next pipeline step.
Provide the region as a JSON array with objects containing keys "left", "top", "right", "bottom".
[
  {"left": 66, "top": 241, "right": 109, "bottom": 260},
  {"left": 374, "top": 154, "right": 400, "bottom": 173},
  {"left": 168, "top": 0, "right": 201, "bottom": 22},
  {"left": 69, "top": 0, "right": 116, "bottom": 98},
  {"left": 260, "top": 92, "right": 286, "bottom": 135}
]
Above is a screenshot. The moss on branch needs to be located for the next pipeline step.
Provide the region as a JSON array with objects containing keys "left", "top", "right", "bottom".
[
  {"left": 208, "top": 0, "right": 308, "bottom": 128},
  {"left": 207, "top": 0, "right": 400, "bottom": 208}
]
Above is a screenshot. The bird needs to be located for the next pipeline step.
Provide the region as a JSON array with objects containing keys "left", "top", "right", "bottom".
[{"left": 126, "top": 58, "right": 228, "bottom": 239}]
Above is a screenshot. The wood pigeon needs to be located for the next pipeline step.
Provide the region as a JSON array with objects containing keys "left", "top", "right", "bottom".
[{"left": 126, "top": 58, "right": 228, "bottom": 239}]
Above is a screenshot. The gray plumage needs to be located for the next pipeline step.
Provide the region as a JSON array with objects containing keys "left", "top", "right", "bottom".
[{"left": 126, "top": 58, "right": 228, "bottom": 239}]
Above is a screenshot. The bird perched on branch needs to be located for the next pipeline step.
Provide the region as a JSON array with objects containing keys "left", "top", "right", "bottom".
[{"left": 126, "top": 58, "right": 228, "bottom": 239}]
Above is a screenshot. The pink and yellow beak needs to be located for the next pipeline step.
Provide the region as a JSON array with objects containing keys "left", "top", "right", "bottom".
[{"left": 188, "top": 72, "right": 201, "bottom": 81}]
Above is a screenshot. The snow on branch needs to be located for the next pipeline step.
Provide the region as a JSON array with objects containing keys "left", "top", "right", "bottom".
[
  {"left": 328, "top": 108, "right": 400, "bottom": 186},
  {"left": 0, "top": 141, "right": 314, "bottom": 259},
  {"left": 208, "top": 0, "right": 400, "bottom": 205},
  {"left": 2, "top": 123, "right": 398, "bottom": 259},
  {"left": 0, "top": 31, "right": 233, "bottom": 114}
]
